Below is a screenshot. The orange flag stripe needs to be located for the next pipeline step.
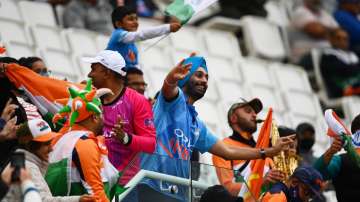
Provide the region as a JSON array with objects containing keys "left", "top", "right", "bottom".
[
  {"left": 246, "top": 108, "right": 273, "bottom": 201},
  {"left": 5, "top": 63, "right": 82, "bottom": 102}
]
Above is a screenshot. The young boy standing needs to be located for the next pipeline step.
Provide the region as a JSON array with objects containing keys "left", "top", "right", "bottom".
[{"left": 107, "top": 6, "right": 181, "bottom": 69}]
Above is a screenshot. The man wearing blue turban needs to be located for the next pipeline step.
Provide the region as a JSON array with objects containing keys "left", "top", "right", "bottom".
[{"left": 136, "top": 55, "right": 294, "bottom": 202}]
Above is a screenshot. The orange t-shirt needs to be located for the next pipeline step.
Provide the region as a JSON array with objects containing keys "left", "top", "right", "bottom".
[
  {"left": 212, "top": 135, "right": 273, "bottom": 196},
  {"left": 262, "top": 191, "right": 288, "bottom": 202}
]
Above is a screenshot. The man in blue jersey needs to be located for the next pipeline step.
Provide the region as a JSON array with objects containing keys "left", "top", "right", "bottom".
[{"left": 136, "top": 55, "right": 295, "bottom": 202}]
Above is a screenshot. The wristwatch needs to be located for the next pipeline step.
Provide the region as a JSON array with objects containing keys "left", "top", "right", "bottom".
[
  {"left": 260, "top": 148, "right": 266, "bottom": 160},
  {"left": 122, "top": 132, "right": 130, "bottom": 145}
]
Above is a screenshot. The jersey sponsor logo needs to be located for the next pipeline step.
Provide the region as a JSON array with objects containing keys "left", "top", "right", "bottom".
[{"left": 352, "top": 131, "right": 360, "bottom": 147}]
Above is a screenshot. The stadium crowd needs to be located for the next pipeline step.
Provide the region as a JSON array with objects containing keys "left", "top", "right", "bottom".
[{"left": 0, "top": 0, "right": 360, "bottom": 202}]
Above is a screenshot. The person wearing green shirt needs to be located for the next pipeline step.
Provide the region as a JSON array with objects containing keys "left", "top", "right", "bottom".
[{"left": 314, "top": 114, "right": 360, "bottom": 202}]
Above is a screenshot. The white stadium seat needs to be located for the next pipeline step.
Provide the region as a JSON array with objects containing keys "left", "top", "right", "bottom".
[
  {"left": 144, "top": 67, "right": 169, "bottom": 96},
  {"left": 30, "top": 25, "right": 68, "bottom": 52},
  {"left": 265, "top": 0, "right": 290, "bottom": 27},
  {"left": 138, "top": 46, "right": 172, "bottom": 70},
  {"left": 206, "top": 56, "right": 242, "bottom": 81},
  {"left": 64, "top": 29, "right": 98, "bottom": 56},
  {"left": 170, "top": 27, "right": 204, "bottom": 53},
  {"left": 96, "top": 34, "right": 110, "bottom": 51},
  {"left": 41, "top": 50, "right": 79, "bottom": 82},
  {"left": 218, "top": 81, "right": 249, "bottom": 109},
  {"left": 240, "top": 58, "right": 274, "bottom": 86},
  {"left": 201, "top": 29, "right": 241, "bottom": 58},
  {"left": 195, "top": 98, "right": 223, "bottom": 135},
  {"left": 0, "top": 0, "right": 22, "bottom": 22},
  {"left": 284, "top": 91, "right": 323, "bottom": 119},
  {"left": 0, "top": 20, "right": 31, "bottom": 45},
  {"left": 270, "top": 62, "right": 312, "bottom": 93},
  {"left": 18, "top": 1, "right": 57, "bottom": 27},
  {"left": 4, "top": 42, "right": 36, "bottom": 59},
  {"left": 240, "top": 16, "right": 286, "bottom": 60}
]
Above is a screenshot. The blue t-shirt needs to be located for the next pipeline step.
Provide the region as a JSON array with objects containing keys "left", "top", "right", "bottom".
[
  {"left": 107, "top": 28, "right": 138, "bottom": 68},
  {"left": 141, "top": 89, "right": 218, "bottom": 201}
]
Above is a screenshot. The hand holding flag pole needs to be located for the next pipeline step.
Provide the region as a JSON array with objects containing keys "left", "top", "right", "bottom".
[{"left": 325, "top": 109, "right": 360, "bottom": 168}]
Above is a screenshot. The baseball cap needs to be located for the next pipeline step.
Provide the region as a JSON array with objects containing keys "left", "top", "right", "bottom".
[
  {"left": 27, "top": 119, "right": 59, "bottom": 142},
  {"left": 292, "top": 166, "right": 325, "bottom": 200},
  {"left": 200, "top": 185, "right": 243, "bottom": 202},
  {"left": 227, "top": 98, "right": 263, "bottom": 122},
  {"left": 82, "top": 50, "right": 126, "bottom": 76}
]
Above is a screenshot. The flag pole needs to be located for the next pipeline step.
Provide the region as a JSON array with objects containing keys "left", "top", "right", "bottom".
[{"left": 143, "top": 33, "right": 170, "bottom": 52}]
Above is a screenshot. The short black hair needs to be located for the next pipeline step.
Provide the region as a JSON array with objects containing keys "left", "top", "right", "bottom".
[
  {"left": 125, "top": 68, "right": 143, "bottom": 85},
  {"left": 111, "top": 6, "right": 137, "bottom": 28},
  {"left": 0, "top": 57, "right": 19, "bottom": 64},
  {"left": 200, "top": 185, "right": 242, "bottom": 202},
  {"left": 18, "top": 56, "right": 43, "bottom": 69},
  {"left": 296, "top": 122, "right": 315, "bottom": 135},
  {"left": 278, "top": 126, "right": 297, "bottom": 138},
  {"left": 351, "top": 114, "right": 360, "bottom": 133},
  {"left": 126, "top": 68, "right": 143, "bottom": 76}
]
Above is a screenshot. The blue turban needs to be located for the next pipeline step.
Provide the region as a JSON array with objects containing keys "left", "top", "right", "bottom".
[{"left": 177, "top": 56, "right": 208, "bottom": 88}]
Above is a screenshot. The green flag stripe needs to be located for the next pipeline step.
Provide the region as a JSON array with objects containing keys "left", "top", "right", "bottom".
[{"left": 165, "top": 0, "right": 195, "bottom": 25}]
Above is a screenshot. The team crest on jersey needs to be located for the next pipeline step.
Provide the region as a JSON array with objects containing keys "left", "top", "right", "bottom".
[{"left": 352, "top": 131, "right": 360, "bottom": 148}]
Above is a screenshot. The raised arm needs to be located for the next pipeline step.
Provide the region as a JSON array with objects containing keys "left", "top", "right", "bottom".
[
  {"left": 121, "top": 22, "right": 181, "bottom": 43},
  {"left": 162, "top": 58, "right": 192, "bottom": 101}
]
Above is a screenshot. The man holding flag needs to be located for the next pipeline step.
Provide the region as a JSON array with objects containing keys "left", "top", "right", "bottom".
[
  {"left": 314, "top": 112, "right": 360, "bottom": 202},
  {"left": 212, "top": 99, "right": 286, "bottom": 199},
  {"left": 139, "top": 55, "right": 295, "bottom": 202}
]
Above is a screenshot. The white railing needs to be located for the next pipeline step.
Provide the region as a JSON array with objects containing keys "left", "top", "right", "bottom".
[{"left": 115, "top": 169, "right": 209, "bottom": 201}]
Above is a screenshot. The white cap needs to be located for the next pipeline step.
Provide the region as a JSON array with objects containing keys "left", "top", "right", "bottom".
[
  {"left": 82, "top": 50, "right": 126, "bottom": 76},
  {"left": 27, "top": 119, "right": 59, "bottom": 142}
]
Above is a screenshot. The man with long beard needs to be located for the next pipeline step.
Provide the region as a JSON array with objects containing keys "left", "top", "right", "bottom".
[
  {"left": 212, "top": 98, "right": 286, "bottom": 196},
  {"left": 137, "top": 55, "right": 294, "bottom": 202}
]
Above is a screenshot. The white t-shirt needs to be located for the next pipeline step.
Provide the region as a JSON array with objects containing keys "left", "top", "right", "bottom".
[
  {"left": 289, "top": 6, "right": 339, "bottom": 62},
  {"left": 292, "top": 6, "right": 338, "bottom": 29}
]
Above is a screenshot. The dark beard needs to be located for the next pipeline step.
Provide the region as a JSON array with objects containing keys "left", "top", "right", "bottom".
[
  {"left": 183, "top": 81, "right": 207, "bottom": 101},
  {"left": 237, "top": 116, "right": 257, "bottom": 134}
]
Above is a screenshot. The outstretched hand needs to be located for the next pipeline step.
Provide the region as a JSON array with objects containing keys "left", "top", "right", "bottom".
[
  {"left": 165, "top": 58, "right": 192, "bottom": 86},
  {"left": 269, "top": 135, "right": 296, "bottom": 156},
  {"left": 328, "top": 135, "right": 343, "bottom": 155}
]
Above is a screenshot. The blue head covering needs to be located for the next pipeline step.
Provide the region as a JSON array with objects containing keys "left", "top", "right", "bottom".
[{"left": 177, "top": 56, "right": 208, "bottom": 88}]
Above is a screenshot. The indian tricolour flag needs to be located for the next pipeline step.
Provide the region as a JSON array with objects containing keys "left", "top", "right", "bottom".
[
  {"left": 165, "top": 0, "right": 218, "bottom": 24},
  {"left": 5, "top": 63, "right": 82, "bottom": 123},
  {"left": 238, "top": 108, "right": 273, "bottom": 202}
]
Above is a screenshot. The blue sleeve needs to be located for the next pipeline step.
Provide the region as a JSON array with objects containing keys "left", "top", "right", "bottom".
[
  {"left": 194, "top": 120, "right": 219, "bottom": 153},
  {"left": 154, "top": 89, "right": 186, "bottom": 112},
  {"left": 313, "top": 155, "right": 342, "bottom": 180},
  {"left": 335, "top": 11, "right": 360, "bottom": 43},
  {"left": 107, "top": 29, "right": 127, "bottom": 48}
]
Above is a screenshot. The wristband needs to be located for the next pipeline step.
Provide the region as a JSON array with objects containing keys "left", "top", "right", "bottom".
[{"left": 260, "top": 148, "right": 266, "bottom": 160}]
